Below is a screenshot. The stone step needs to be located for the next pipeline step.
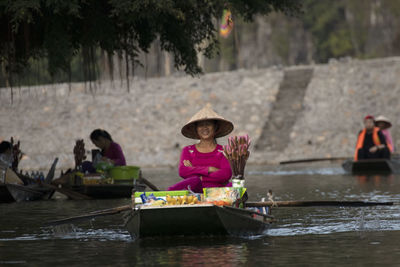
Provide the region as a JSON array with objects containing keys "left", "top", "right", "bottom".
[{"left": 255, "top": 67, "right": 314, "bottom": 151}]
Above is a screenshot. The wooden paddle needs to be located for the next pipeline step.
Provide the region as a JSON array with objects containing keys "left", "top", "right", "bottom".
[
  {"left": 279, "top": 157, "right": 350, "bottom": 165},
  {"left": 138, "top": 170, "right": 160, "bottom": 191},
  {"left": 139, "top": 177, "right": 160, "bottom": 191},
  {"left": 246, "top": 200, "right": 394, "bottom": 207},
  {"left": 46, "top": 204, "right": 131, "bottom": 226},
  {"left": 42, "top": 183, "right": 92, "bottom": 200},
  {"left": 45, "top": 158, "right": 58, "bottom": 183}
]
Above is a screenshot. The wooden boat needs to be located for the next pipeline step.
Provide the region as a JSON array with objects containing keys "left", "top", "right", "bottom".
[
  {"left": 6, "top": 183, "right": 54, "bottom": 202},
  {"left": 0, "top": 184, "right": 15, "bottom": 203},
  {"left": 65, "top": 183, "right": 145, "bottom": 199},
  {"left": 0, "top": 158, "right": 59, "bottom": 203},
  {"left": 342, "top": 159, "right": 400, "bottom": 174},
  {"left": 124, "top": 204, "right": 272, "bottom": 240}
]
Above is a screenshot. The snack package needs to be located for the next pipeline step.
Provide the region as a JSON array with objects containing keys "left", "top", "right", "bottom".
[
  {"left": 134, "top": 191, "right": 189, "bottom": 204},
  {"left": 140, "top": 192, "right": 166, "bottom": 206},
  {"left": 203, "top": 187, "right": 241, "bottom": 206}
]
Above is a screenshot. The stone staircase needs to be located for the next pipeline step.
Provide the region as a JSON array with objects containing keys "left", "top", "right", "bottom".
[{"left": 255, "top": 67, "right": 314, "bottom": 151}]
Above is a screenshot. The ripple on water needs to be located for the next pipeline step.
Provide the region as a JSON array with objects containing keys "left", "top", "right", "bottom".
[
  {"left": 248, "top": 167, "right": 346, "bottom": 176},
  {"left": 0, "top": 226, "right": 131, "bottom": 242}
]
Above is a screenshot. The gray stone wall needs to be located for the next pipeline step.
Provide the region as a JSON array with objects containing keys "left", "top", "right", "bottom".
[
  {"left": 1, "top": 57, "right": 400, "bottom": 171},
  {"left": 0, "top": 68, "right": 282, "bottom": 170}
]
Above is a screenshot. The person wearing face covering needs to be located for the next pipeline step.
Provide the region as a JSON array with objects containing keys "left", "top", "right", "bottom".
[{"left": 168, "top": 105, "right": 233, "bottom": 193}]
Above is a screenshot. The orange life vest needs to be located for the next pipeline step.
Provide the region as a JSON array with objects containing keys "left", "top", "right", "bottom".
[{"left": 354, "top": 127, "right": 381, "bottom": 160}]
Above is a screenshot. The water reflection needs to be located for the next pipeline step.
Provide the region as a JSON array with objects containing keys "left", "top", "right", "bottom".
[
  {"left": 1, "top": 164, "right": 400, "bottom": 266},
  {"left": 356, "top": 174, "right": 395, "bottom": 187}
]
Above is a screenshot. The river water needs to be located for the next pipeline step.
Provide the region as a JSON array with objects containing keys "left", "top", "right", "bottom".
[{"left": 1, "top": 163, "right": 400, "bottom": 266}]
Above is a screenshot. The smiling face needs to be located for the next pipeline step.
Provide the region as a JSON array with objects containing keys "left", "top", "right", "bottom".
[{"left": 196, "top": 120, "right": 217, "bottom": 140}]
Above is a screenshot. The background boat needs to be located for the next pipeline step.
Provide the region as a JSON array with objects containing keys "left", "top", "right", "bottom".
[{"left": 342, "top": 158, "right": 400, "bottom": 174}]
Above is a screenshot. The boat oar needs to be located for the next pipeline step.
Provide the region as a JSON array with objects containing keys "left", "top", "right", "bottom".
[
  {"left": 279, "top": 157, "right": 350, "bottom": 165},
  {"left": 41, "top": 183, "right": 92, "bottom": 200},
  {"left": 246, "top": 200, "right": 393, "bottom": 207},
  {"left": 46, "top": 205, "right": 131, "bottom": 226},
  {"left": 139, "top": 177, "right": 160, "bottom": 191},
  {"left": 45, "top": 157, "right": 58, "bottom": 183}
]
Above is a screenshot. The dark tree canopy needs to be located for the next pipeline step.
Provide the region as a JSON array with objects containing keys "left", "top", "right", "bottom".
[{"left": 0, "top": 0, "right": 301, "bottom": 86}]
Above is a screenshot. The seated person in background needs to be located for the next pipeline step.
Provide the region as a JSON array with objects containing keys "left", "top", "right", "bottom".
[
  {"left": 375, "top": 115, "right": 394, "bottom": 153},
  {"left": 0, "top": 141, "right": 13, "bottom": 169},
  {"left": 0, "top": 141, "right": 23, "bottom": 184},
  {"left": 168, "top": 105, "right": 233, "bottom": 193},
  {"left": 82, "top": 129, "right": 126, "bottom": 173},
  {"left": 354, "top": 115, "right": 390, "bottom": 160}
]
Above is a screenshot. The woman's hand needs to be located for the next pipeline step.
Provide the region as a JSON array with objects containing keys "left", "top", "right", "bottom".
[
  {"left": 183, "top": 160, "right": 193, "bottom": 167},
  {"left": 101, "top": 157, "right": 114, "bottom": 164},
  {"left": 208, "top": 166, "right": 219, "bottom": 173},
  {"left": 369, "top": 146, "right": 378, "bottom": 153}
]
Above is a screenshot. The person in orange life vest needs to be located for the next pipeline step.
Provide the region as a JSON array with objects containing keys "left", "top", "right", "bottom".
[{"left": 354, "top": 115, "right": 390, "bottom": 160}]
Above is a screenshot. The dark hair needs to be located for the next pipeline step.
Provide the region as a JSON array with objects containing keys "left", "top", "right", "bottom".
[
  {"left": 90, "top": 129, "right": 113, "bottom": 142},
  {"left": 0, "top": 141, "right": 12, "bottom": 154}
]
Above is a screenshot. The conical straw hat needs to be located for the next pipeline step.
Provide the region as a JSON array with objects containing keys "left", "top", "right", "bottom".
[
  {"left": 181, "top": 104, "right": 234, "bottom": 139},
  {"left": 375, "top": 115, "right": 392, "bottom": 129}
]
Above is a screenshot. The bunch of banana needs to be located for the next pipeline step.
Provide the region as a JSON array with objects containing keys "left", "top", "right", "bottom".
[
  {"left": 166, "top": 195, "right": 199, "bottom": 205},
  {"left": 150, "top": 199, "right": 166, "bottom": 206},
  {"left": 166, "top": 195, "right": 177, "bottom": 205}
]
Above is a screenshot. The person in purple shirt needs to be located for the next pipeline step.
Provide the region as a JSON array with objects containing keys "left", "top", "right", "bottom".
[
  {"left": 168, "top": 105, "right": 233, "bottom": 193},
  {"left": 82, "top": 129, "right": 126, "bottom": 173},
  {"left": 90, "top": 129, "right": 126, "bottom": 166}
]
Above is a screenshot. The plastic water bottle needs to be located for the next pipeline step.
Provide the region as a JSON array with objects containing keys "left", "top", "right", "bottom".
[{"left": 39, "top": 172, "right": 45, "bottom": 182}]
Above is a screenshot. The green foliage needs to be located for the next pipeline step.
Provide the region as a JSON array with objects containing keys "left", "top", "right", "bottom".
[
  {"left": 0, "top": 0, "right": 301, "bottom": 87},
  {"left": 302, "top": 0, "right": 355, "bottom": 62}
]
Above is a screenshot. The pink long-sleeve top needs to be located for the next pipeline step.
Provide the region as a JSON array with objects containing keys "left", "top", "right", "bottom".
[
  {"left": 382, "top": 129, "right": 395, "bottom": 152},
  {"left": 178, "top": 144, "right": 232, "bottom": 188},
  {"left": 103, "top": 142, "right": 126, "bottom": 166}
]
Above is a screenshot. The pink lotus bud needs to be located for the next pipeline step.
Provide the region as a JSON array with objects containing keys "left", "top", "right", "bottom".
[{"left": 229, "top": 137, "right": 235, "bottom": 149}]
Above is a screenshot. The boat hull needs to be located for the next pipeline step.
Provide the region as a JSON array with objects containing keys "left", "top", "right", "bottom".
[
  {"left": 0, "top": 184, "right": 14, "bottom": 203},
  {"left": 66, "top": 184, "right": 145, "bottom": 199},
  {"left": 124, "top": 204, "right": 270, "bottom": 240},
  {"left": 342, "top": 159, "right": 400, "bottom": 174},
  {"left": 5, "top": 184, "right": 54, "bottom": 202}
]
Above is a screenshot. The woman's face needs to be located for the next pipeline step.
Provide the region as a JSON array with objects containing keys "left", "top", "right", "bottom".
[
  {"left": 91, "top": 137, "right": 106, "bottom": 150},
  {"left": 376, "top": 121, "right": 388, "bottom": 130},
  {"left": 196, "top": 120, "right": 216, "bottom": 140},
  {"left": 376, "top": 121, "right": 385, "bottom": 129}
]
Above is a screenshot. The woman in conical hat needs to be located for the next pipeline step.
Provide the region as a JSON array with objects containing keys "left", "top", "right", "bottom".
[
  {"left": 375, "top": 115, "right": 395, "bottom": 153},
  {"left": 168, "top": 104, "right": 233, "bottom": 193}
]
